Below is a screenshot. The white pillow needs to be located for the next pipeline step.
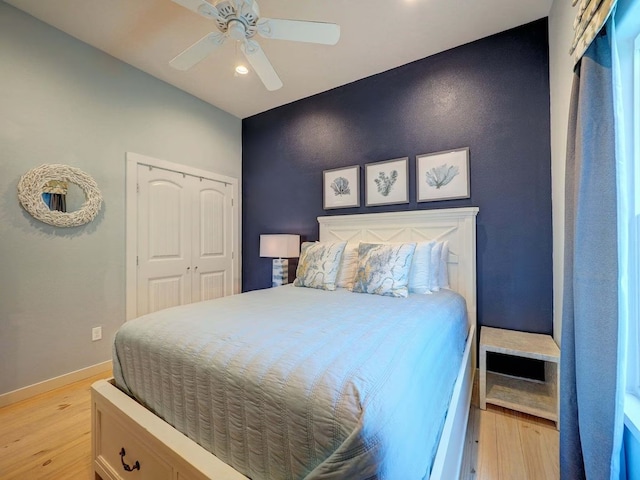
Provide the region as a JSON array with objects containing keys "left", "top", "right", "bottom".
[
  {"left": 408, "top": 241, "right": 435, "bottom": 294},
  {"left": 336, "top": 243, "right": 359, "bottom": 288},
  {"left": 350, "top": 243, "right": 416, "bottom": 298},
  {"left": 429, "top": 241, "right": 443, "bottom": 292},
  {"left": 439, "top": 240, "right": 450, "bottom": 289},
  {"left": 293, "top": 241, "right": 346, "bottom": 290}
]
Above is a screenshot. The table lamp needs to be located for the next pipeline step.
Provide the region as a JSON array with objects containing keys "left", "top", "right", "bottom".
[{"left": 260, "top": 234, "right": 300, "bottom": 287}]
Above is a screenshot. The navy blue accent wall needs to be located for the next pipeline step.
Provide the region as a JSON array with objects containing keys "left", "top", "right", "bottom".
[{"left": 242, "top": 19, "right": 553, "bottom": 334}]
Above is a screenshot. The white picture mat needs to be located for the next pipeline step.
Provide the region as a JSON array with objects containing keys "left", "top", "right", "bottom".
[
  {"left": 323, "top": 165, "right": 360, "bottom": 209},
  {"left": 417, "top": 148, "right": 470, "bottom": 202},
  {"left": 365, "top": 157, "right": 409, "bottom": 206}
]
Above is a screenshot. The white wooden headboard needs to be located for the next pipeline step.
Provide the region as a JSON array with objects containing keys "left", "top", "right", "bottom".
[{"left": 318, "top": 207, "right": 479, "bottom": 329}]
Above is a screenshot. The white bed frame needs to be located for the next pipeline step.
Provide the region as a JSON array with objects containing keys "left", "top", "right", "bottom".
[{"left": 92, "top": 207, "right": 478, "bottom": 480}]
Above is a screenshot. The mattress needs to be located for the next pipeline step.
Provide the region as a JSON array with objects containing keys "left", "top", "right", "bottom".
[{"left": 113, "top": 285, "right": 468, "bottom": 480}]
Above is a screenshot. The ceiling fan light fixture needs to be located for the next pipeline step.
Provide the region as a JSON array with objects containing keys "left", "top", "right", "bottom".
[{"left": 197, "top": 2, "right": 218, "bottom": 19}]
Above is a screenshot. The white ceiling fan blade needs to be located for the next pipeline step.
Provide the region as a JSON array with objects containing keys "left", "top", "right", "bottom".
[
  {"left": 235, "top": 0, "right": 258, "bottom": 14},
  {"left": 170, "top": 33, "right": 226, "bottom": 70},
  {"left": 257, "top": 19, "right": 340, "bottom": 45},
  {"left": 240, "top": 40, "right": 283, "bottom": 91},
  {"left": 171, "top": 0, "right": 221, "bottom": 20}
]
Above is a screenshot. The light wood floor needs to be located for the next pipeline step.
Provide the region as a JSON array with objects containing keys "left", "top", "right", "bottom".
[
  {"left": 460, "top": 379, "right": 560, "bottom": 480},
  {"left": 0, "top": 373, "right": 559, "bottom": 479},
  {"left": 0, "top": 371, "right": 111, "bottom": 480}
]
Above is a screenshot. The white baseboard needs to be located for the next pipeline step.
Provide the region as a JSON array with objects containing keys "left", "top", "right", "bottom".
[{"left": 0, "top": 360, "right": 113, "bottom": 408}]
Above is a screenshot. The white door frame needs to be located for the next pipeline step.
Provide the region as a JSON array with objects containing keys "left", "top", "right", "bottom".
[{"left": 125, "top": 152, "right": 241, "bottom": 321}]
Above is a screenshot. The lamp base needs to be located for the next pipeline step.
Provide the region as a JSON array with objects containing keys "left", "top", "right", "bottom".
[{"left": 272, "top": 258, "right": 289, "bottom": 287}]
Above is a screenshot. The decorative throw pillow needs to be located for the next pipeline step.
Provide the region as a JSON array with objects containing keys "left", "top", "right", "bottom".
[
  {"left": 429, "top": 241, "right": 443, "bottom": 292},
  {"left": 408, "top": 241, "right": 436, "bottom": 294},
  {"left": 350, "top": 242, "right": 417, "bottom": 298},
  {"left": 336, "top": 243, "right": 359, "bottom": 288},
  {"left": 293, "top": 241, "right": 347, "bottom": 290},
  {"left": 438, "top": 240, "right": 450, "bottom": 289}
]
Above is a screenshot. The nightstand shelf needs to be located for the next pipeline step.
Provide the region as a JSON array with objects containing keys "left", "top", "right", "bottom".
[{"left": 480, "top": 326, "right": 560, "bottom": 427}]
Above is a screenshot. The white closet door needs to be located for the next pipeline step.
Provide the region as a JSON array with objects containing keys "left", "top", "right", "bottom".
[
  {"left": 137, "top": 166, "right": 192, "bottom": 315},
  {"left": 136, "top": 165, "right": 234, "bottom": 317},
  {"left": 191, "top": 177, "right": 233, "bottom": 302}
]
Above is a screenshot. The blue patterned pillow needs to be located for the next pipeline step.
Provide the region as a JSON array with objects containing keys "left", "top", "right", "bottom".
[
  {"left": 293, "top": 241, "right": 347, "bottom": 290},
  {"left": 350, "top": 243, "right": 417, "bottom": 297}
]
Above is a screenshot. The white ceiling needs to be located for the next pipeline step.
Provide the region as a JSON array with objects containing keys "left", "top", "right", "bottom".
[{"left": 5, "top": 0, "right": 552, "bottom": 119}]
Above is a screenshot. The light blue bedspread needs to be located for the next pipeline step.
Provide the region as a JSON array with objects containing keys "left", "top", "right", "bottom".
[{"left": 113, "top": 286, "right": 467, "bottom": 480}]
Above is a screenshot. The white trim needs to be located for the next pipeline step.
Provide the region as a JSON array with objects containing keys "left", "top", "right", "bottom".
[
  {"left": 625, "top": 393, "right": 640, "bottom": 442},
  {"left": 0, "top": 360, "right": 112, "bottom": 408},
  {"left": 631, "top": 27, "right": 640, "bottom": 396},
  {"left": 614, "top": 7, "right": 640, "bottom": 457},
  {"left": 619, "top": 17, "right": 640, "bottom": 398},
  {"left": 125, "top": 152, "right": 241, "bottom": 321},
  {"left": 125, "top": 155, "right": 138, "bottom": 321},
  {"left": 626, "top": 26, "right": 640, "bottom": 399},
  {"left": 634, "top": 32, "right": 640, "bottom": 217}
]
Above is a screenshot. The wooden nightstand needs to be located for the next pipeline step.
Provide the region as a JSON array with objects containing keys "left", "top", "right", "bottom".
[{"left": 479, "top": 326, "right": 560, "bottom": 427}]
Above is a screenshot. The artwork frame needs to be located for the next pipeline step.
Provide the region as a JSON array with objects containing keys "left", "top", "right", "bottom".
[
  {"left": 323, "top": 165, "right": 360, "bottom": 210},
  {"left": 365, "top": 157, "right": 409, "bottom": 207},
  {"left": 416, "top": 148, "right": 470, "bottom": 202}
]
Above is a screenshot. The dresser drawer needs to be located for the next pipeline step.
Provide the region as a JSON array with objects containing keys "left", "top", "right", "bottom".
[
  {"left": 95, "top": 404, "right": 173, "bottom": 480},
  {"left": 92, "top": 379, "right": 249, "bottom": 480}
]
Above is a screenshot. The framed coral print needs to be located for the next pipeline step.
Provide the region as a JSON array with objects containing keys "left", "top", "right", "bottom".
[
  {"left": 365, "top": 157, "right": 409, "bottom": 207},
  {"left": 416, "top": 148, "right": 470, "bottom": 202},
  {"left": 323, "top": 165, "right": 360, "bottom": 209}
]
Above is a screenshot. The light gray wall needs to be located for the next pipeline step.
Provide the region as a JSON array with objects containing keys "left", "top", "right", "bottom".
[
  {"left": 548, "top": 0, "right": 576, "bottom": 344},
  {"left": 0, "top": 3, "right": 242, "bottom": 395}
]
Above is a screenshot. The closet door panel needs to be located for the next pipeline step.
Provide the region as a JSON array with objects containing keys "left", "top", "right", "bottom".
[
  {"left": 191, "top": 177, "right": 233, "bottom": 303},
  {"left": 199, "top": 272, "right": 225, "bottom": 302},
  {"left": 137, "top": 166, "right": 192, "bottom": 316}
]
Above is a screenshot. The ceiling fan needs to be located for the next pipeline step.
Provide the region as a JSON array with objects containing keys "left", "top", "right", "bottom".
[{"left": 170, "top": 0, "right": 341, "bottom": 91}]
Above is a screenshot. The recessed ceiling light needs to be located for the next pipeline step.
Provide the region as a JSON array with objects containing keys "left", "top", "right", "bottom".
[{"left": 235, "top": 65, "right": 249, "bottom": 75}]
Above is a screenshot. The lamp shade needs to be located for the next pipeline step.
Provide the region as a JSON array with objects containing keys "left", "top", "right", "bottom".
[{"left": 260, "top": 234, "right": 300, "bottom": 258}]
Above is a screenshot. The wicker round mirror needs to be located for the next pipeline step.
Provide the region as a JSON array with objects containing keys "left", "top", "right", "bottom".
[{"left": 17, "top": 164, "right": 103, "bottom": 227}]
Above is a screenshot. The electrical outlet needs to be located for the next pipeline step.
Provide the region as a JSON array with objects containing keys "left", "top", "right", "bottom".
[{"left": 92, "top": 326, "right": 102, "bottom": 342}]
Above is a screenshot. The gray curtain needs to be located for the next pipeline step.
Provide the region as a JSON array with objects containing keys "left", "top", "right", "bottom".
[{"left": 560, "top": 28, "right": 623, "bottom": 479}]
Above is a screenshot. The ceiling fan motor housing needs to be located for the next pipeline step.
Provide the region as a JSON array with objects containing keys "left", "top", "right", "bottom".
[{"left": 211, "top": 1, "right": 260, "bottom": 38}]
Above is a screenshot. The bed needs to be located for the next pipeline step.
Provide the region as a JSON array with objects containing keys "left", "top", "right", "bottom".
[{"left": 92, "top": 207, "right": 479, "bottom": 480}]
